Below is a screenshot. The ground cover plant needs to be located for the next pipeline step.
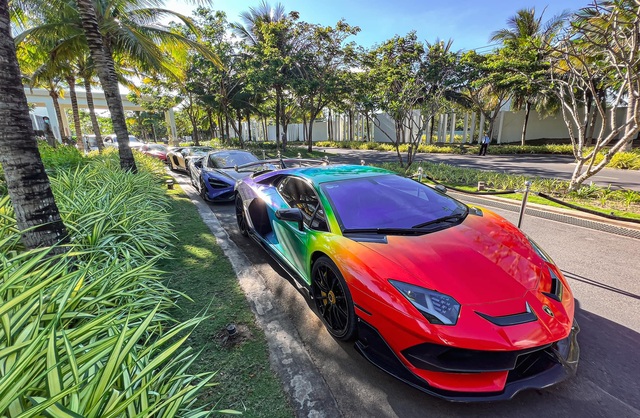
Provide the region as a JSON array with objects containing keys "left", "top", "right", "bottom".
[{"left": 0, "top": 147, "right": 283, "bottom": 416}]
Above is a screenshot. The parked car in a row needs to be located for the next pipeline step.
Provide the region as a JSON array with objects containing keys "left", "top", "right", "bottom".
[
  {"left": 166, "top": 146, "right": 213, "bottom": 172},
  {"left": 140, "top": 143, "right": 169, "bottom": 162},
  {"left": 188, "top": 150, "right": 263, "bottom": 202},
  {"left": 103, "top": 134, "right": 145, "bottom": 149},
  {"left": 233, "top": 162, "right": 580, "bottom": 401}
]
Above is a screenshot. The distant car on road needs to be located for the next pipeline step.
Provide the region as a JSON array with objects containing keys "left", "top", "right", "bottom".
[
  {"left": 140, "top": 143, "right": 168, "bottom": 162},
  {"left": 103, "top": 134, "right": 145, "bottom": 149},
  {"left": 166, "top": 146, "right": 213, "bottom": 173},
  {"left": 188, "top": 150, "right": 262, "bottom": 202}
]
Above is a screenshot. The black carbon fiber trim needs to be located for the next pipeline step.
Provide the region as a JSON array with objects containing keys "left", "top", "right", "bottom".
[{"left": 452, "top": 192, "right": 640, "bottom": 240}]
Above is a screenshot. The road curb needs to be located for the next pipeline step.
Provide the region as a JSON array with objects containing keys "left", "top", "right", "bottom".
[{"left": 172, "top": 174, "right": 342, "bottom": 418}]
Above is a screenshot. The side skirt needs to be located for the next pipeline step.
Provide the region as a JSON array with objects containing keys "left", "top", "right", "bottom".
[{"left": 247, "top": 230, "right": 312, "bottom": 298}]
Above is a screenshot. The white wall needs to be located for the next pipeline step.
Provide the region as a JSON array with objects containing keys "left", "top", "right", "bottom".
[
  {"left": 499, "top": 107, "right": 629, "bottom": 143},
  {"left": 265, "top": 122, "right": 328, "bottom": 142}
]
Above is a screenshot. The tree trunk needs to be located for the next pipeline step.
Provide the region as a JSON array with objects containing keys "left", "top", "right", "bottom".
[
  {"left": 83, "top": 74, "right": 103, "bottom": 150},
  {"left": 394, "top": 119, "right": 404, "bottom": 167},
  {"left": 217, "top": 112, "right": 224, "bottom": 142},
  {"left": 328, "top": 109, "right": 333, "bottom": 140},
  {"left": 66, "top": 75, "right": 84, "bottom": 152},
  {"left": 307, "top": 115, "right": 315, "bottom": 153},
  {"left": 188, "top": 110, "right": 200, "bottom": 146},
  {"left": 302, "top": 113, "right": 308, "bottom": 143},
  {"left": 236, "top": 109, "right": 244, "bottom": 148},
  {"left": 208, "top": 110, "right": 216, "bottom": 140},
  {"left": 225, "top": 111, "right": 232, "bottom": 144},
  {"left": 348, "top": 109, "right": 354, "bottom": 141},
  {"left": 0, "top": 0, "right": 68, "bottom": 250},
  {"left": 275, "top": 86, "right": 281, "bottom": 148},
  {"left": 49, "top": 89, "right": 66, "bottom": 142},
  {"left": 622, "top": 96, "right": 636, "bottom": 152},
  {"left": 429, "top": 114, "right": 436, "bottom": 144},
  {"left": 521, "top": 101, "right": 531, "bottom": 147},
  {"left": 365, "top": 113, "right": 371, "bottom": 141},
  {"left": 75, "top": 0, "right": 136, "bottom": 172},
  {"left": 245, "top": 109, "right": 252, "bottom": 142}
]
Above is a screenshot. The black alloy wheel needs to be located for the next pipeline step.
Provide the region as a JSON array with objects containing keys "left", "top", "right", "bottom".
[
  {"left": 235, "top": 195, "right": 249, "bottom": 237},
  {"left": 312, "top": 256, "right": 357, "bottom": 341}
]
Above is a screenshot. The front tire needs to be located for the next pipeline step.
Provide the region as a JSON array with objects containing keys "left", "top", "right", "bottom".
[
  {"left": 235, "top": 195, "right": 249, "bottom": 237},
  {"left": 199, "top": 178, "right": 208, "bottom": 201},
  {"left": 312, "top": 256, "right": 357, "bottom": 341}
]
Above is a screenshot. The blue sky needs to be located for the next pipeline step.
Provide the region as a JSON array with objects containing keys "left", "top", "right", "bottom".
[{"left": 164, "top": 0, "right": 591, "bottom": 51}]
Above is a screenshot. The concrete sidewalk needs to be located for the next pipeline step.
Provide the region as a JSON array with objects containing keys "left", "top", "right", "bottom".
[{"left": 174, "top": 173, "right": 341, "bottom": 418}]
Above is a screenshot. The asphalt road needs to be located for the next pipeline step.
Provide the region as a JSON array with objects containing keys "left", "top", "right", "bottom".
[
  {"left": 315, "top": 147, "right": 640, "bottom": 191},
  {"left": 173, "top": 168, "right": 640, "bottom": 418}
]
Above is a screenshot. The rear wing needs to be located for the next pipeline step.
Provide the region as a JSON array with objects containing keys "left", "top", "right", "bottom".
[{"left": 234, "top": 157, "right": 330, "bottom": 172}]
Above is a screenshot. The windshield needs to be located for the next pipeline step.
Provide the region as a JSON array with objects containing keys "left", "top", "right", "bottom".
[
  {"left": 209, "top": 151, "right": 258, "bottom": 168},
  {"left": 187, "top": 147, "right": 213, "bottom": 156},
  {"left": 321, "top": 174, "right": 467, "bottom": 231}
]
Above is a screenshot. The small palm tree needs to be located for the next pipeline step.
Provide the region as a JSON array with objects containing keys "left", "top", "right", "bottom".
[
  {"left": 233, "top": 1, "right": 293, "bottom": 149},
  {"left": 491, "top": 8, "right": 567, "bottom": 145}
]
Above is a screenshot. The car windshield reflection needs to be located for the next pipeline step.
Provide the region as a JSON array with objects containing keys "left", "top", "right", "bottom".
[{"left": 321, "top": 174, "right": 467, "bottom": 231}]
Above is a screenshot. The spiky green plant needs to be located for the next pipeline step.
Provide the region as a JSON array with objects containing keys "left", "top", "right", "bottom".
[{"left": 0, "top": 149, "right": 222, "bottom": 416}]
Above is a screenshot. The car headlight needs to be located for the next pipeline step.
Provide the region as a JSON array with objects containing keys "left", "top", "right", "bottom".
[{"left": 389, "top": 280, "right": 460, "bottom": 326}]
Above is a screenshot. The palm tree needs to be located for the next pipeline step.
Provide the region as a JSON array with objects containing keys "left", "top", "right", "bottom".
[
  {"left": 0, "top": 0, "right": 68, "bottom": 250},
  {"left": 76, "top": 0, "right": 137, "bottom": 170},
  {"left": 233, "top": 1, "right": 292, "bottom": 149},
  {"left": 77, "top": 54, "right": 104, "bottom": 150},
  {"left": 491, "top": 8, "right": 567, "bottom": 145}
]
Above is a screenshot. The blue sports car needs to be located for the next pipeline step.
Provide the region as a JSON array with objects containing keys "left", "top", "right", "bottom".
[{"left": 189, "top": 150, "right": 262, "bottom": 202}]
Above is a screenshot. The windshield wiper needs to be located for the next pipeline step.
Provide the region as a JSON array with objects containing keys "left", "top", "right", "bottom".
[{"left": 411, "top": 211, "right": 468, "bottom": 229}]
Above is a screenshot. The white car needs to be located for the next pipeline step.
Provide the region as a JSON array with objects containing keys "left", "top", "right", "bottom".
[{"left": 103, "top": 134, "right": 145, "bottom": 149}]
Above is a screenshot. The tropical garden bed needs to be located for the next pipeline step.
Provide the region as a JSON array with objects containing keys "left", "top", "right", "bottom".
[{"left": 0, "top": 145, "right": 292, "bottom": 417}]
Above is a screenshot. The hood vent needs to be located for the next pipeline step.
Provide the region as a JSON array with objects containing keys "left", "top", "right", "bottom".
[{"left": 475, "top": 302, "right": 538, "bottom": 326}]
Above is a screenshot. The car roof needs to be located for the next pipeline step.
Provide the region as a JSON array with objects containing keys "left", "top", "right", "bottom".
[{"left": 276, "top": 164, "right": 392, "bottom": 184}]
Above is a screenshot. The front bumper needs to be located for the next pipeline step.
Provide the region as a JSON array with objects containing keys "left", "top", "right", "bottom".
[{"left": 354, "top": 318, "right": 579, "bottom": 402}]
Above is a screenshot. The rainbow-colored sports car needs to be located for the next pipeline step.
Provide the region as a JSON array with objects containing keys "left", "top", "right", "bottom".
[{"left": 234, "top": 164, "right": 579, "bottom": 401}]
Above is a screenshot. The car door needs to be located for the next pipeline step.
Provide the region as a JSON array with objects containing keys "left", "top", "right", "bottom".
[{"left": 273, "top": 176, "right": 329, "bottom": 283}]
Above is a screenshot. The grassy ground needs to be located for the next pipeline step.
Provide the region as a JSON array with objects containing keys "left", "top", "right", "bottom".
[{"left": 158, "top": 185, "right": 293, "bottom": 418}]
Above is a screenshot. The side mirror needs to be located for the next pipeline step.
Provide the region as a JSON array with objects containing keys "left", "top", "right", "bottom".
[
  {"left": 275, "top": 208, "right": 304, "bottom": 231},
  {"left": 435, "top": 184, "right": 447, "bottom": 194}
]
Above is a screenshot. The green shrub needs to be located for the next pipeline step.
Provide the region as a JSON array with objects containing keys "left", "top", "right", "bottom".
[
  {"left": 38, "top": 142, "right": 86, "bottom": 171},
  {"left": 608, "top": 150, "right": 640, "bottom": 169},
  {"left": 0, "top": 149, "right": 218, "bottom": 417}
]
